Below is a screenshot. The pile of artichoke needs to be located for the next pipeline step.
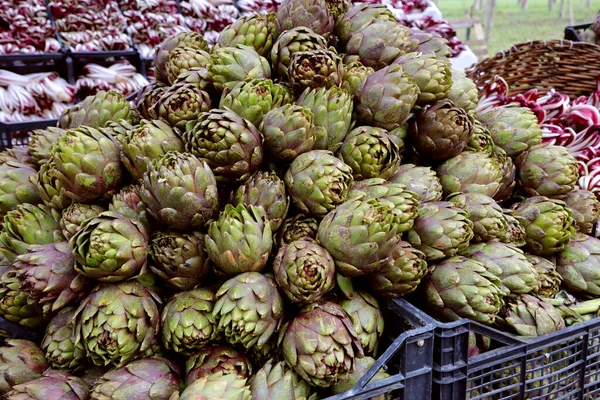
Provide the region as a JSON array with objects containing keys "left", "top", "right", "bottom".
[{"left": 0, "top": 0, "right": 599, "bottom": 398}]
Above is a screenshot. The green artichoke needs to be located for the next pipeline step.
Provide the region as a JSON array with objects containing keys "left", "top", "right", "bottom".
[
  {"left": 0, "top": 339, "right": 48, "bottom": 395},
  {"left": 555, "top": 233, "right": 600, "bottom": 297},
  {"left": 186, "top": 344, "right": 253, "bottom": 385},
  {"left": 338, "top": 126, "right": 400, "bottom": 180},
  {"left": 334, "top": 3, "right": 396, "bottom": 45},
  {"left": 219, "top": 79, "right": 294, "bottom": 128},
  {"left": 513, "top": 196, "right": 576, "bottom": 255},
  {"left": 424, "top": 256, "right": 504, "bottom": 324},
  {"left": 32, "top": 160, "right": 71, "bottom": 211},
  {"left": 330, "top": 356, "right": 389, "bottom": 398},
  {"left": 153, "top": 31, "right": 208, "bottom": 84},
  {"left": 337, "top": 290, "right": 384, "bottom": 356},
  {"left": 206, "top": 204, "right": 273, "bottom": 276},
  {"left": 184, "top": 109, "right": 264, "bottom": 184},
  {"left": 58, "top": 90, "right": 139, "bottom": 130},
  {"left": 149, "top": 231, "right": 210, "bottom": 291},
  {"left": 270, "top": 27, "right": 328, "bottom": 79},
  {"left": 0, "top": 161, "right": 42, "bottom": 216},
  {"left": 355, "top": 63, "right": 419, "bottom": 131},
  {"left": 406, "top": 201, "right": 474, "bottom": 262},
  {"left": 135, "top": 81, "right": 168, "bottom": 120},
  {"left": 562, "top": 189, "right": 600, "bottom": 234},
  {"left": 276, "top": 0, "right": 334, "bottom": 39},
  {"left": 139, "top": 151, "right": 219, "bottom": 230},
  {"left": 0, "top": 270, "right": 45, "bottom": 328},
  {"left": 447, "top": 69, "right": 478, "bottom": 114},
  {"left": 0, "top": 204, "right": 63, "bottom": 262},
  {"left": 28, "top": 127, "right": 65, "bottom": 166},
  {"left": 60, "top": 203, "right": 106, "bottom": 241},
  {"left": 279, "top": 301, "right": 363, "bottom": 388},
  {"left": 448, "top": 193, "right": 509, "bottom": 242},
  {"left": 218, "top": 13, "right": 279, "bottom": 57},
  {"left": 526, "top": 254, "right": 562, "bottom": 298},
  {"left": 288, "top": 49, "right": 343, "bottom": 94},
  {"left": 465, "top": 120, "right": 495, "bottom": 153},
  {"left": 41, "top": 306, "right": 86, "bottom": 371},
  {"left": 341, "top": 58, "right": 375, "bottom": 97},
  {"left": 273, "top": 239, "right": 335, "bottom": 303},
  {"left": 284, "top": 150, "right": 354, "bottom": 216},
  {"left": 6, "top": 370, "right": 90, "bottom": 400},
  {"left": 437, "top": 151, "right": 504, "bottom": 198},
  {"left": 346, "top": 21, "right": 414, "bottom": 69},
  {"left": 296, "top": 86, "right": 354, "bottom": 152},
  {"left": 515, "top": 144, "right": 579, "bottom": 197},
  {"left": 208, "top": 45, "right": 272, "bottom": 92},
  {"left": 155, "top": 82, "right": 211, "bottom": 130},
  {"left": 165, "top": 46, "right": 211, "bottom": 84},
  {"left": 496, "top": 294, "right": 565, "bottom": 337},
  {"left": 109, "top": 185, "right": 152, "bottom": 232},
  {"left": 249, "top": 359, "right": 315, "bottom": 400},
  {"left": 91, "top": 358, "right": 180, "bottom": 400},
  {"left": 120, "top": 119, "right": 184, "bottom": 182},
  {"left": 74, "top": 282, "right": 160, "bottom": 367},
  {"left": 71, "top": 211, "right": 148, "bottom": 282},
  {"left": 368, "top": 239, "right": 428, "bottom": 298},
  {"left": 213, "top": 272, "right": 284, "bottom": 349},
  {"left": 52, "top": 125, "right": 124, "bottom": 203},
  {"left": 393, "top": 52, "right": 452, "bottom": 105},
  {"left": 276, "top": 214, "right": 320, "bottom": 247},
  {"left": 177, "top": 372, "right": 251, "bottom": 400},
  {"left": 389, "top": 164, "right": 443, "bottom": 203},
  {"left": 477, "top": 106, "right": 543, "bottom": 157},
  {"left": 161, "top": 288, "right": 219, "bottom": 355}
]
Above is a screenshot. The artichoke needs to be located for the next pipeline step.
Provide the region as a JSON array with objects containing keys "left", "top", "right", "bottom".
[
  {"left": 273, "top": 239, "right": 335, "bottom": 303},
  {"left": 161, "top": 288, "right": 219, "bottom": 355},
  {"left": 355, "top": 63, "right": 419, "bottom": 131},
  {"left": 279, "top": 301, "right": 363, "bottom": 387},
  {"left": 335, "top": 4, "right": 396, "bottom": 45},
  {"left": 424, "top": 256, "right": 504, "bottom": 324},
  {"left": 337, "top": 290, "right": 384, "bottom": 356},
  {"left": 447, "top": 69, "right": 478, "bottom": 114},
  {"left": 139, "top": 151, "right": 219, "bottom": 230},
  {"left": 28, "top": 127, "right": 66, "bottom": 166},
  {"left": 477, "top": 106, "right": 543, "bottom": 157},
  {"left": 330, "top": 356, "right": 389, "bottom": 398},
  {"left": 155, "top": 82, "right": 211, "bottom": 130},
  {"left": 218, "top": 13, "right": 279, "bottom": 57},
  {"left": 213, "top": 272, "right": 284, "bottom": 349},
  {"left": 148, "top": 231, "right": 210, "bottom": 291},
  {"left": 389, "top": 164, "right": 443, "bottom": 203},
  {"left": 58, "top": 90, "right": 139, "bottom": 130},
  {"left": 276, "top": 0, "right": 334, "bottom": 39},
  {"left": 231, "top": 171, "right": 289, "bottom": 232},
  {"left": 0, "top": 162, "right": 41, "bottom": 217},
  {"left": 120, "top": 119, "right": 184, "bottom": 182},
  {"left": 60, "top": 203, "right": 106, "bottom": 241},
  {"left": 32, "top": 160, "right": 71, "bottom": 211},
  {"left": 249, "top": 359, "right": 314, "bottom": 400},
  {"left": 91, "top": 358, "right": 180, "bottom": 400},
  {"left": 406, "top": 201, "right": 474, "bottom": 262},
  {"left": 496, "top": 294, "right": 565, "bottom": 337},
  {"left": 165, "top": 46, "right": 211, "bottom": 84},
  {"left": 515, "top": 144, "right": 579, "bottom": 197},
  {"left": 493, "top": 145, "right": 517, "bottom": 201},
  {"left": 135, "top": 81, "right": 168, "bottom": 120},
  {"left": 71, "top": 212, "right": 148, "bottom": 282},
  {"left": 368, "top": 239, "right": 428, "bottom": 298},
  {"left": 338, "top": 126, "right": 400, "bottom": 180},
  {"left": 296, "top": 86, "right": 354, "bottom": 152},
  {"left": 555, "top": 233, "right": 600, "bottom": 297},
  {"left": 52, "top": 126, "right": 124, "bottom": 203},
  {"left": 109, "top": 185, "right": 152, "bottom": 232},
  {"left": 284, "top": 150, "right": 354, "bottom": 217},
  {"left": 177, "top": 372, "right": 251, "bottom": 400},
  {"left": 526, "top": 254, "right": 562, "bottom": 298},
  {"left": 437, "top": 151, "right": 504, "bottom": 198},
  {"left": 0, "top": 339, "right": 48, "bottom": 395},
  {"left": 410, "top": 100, "right": 474, "bottom": 160},
  {"left": 41, "top": 307, "right": 86, "bottom": 371},
  {"left": 465, "top": 120, "right": 495, "bottom": 153},
  {"left": 5, "top": 370, "right": 90, "bottom": 400},
  {"left": 341, "top": 58, "right": 375, "bottom": 97},
  {"left": 206, "top": 204, "right": 273, "bottom": 276},
  {"left": 270, "top": 27, "right": 328, "bottom": 80},
  {"left": 562, "top": 189, "right": 600, "bottom": 234},
  {"left": 288, "top": 49, "right": 343, "bottom": 94},
  {"left": 513, "top": 196, "right": 576, "bottom": 255},
  {"left": 186, "top": 344, "right": 252, "bottom": 385},
  {"left": 501, "top": 212, "right": 527, "bottom": 247},
  {"left": 184, "top": 109, "right": 264, "bottom": 184},
  {"left": 393, "top": 52, "right": 452, "bottom": 105},
  {"left": 0, "top": 270, "right": 45, "bottom": 328},
  {"left": 277, "top": 214, "right": 319, "bottom": 247},
  {"left": 208, "top": 45, "right": 271, "bottom": 92},
  {"left": 345, "top": 21, "right": 414, "bottom": 69},
  {"left": 0, "top": 148, "right": 33, "bottom": 167},
  {"left": 219, "top": 79, "right": 294, "bottom": 128},
  {"left": 73, "top": 282, "right": 161, "bottom": 367},
  {"left": 448, "top": 193, "right": 509, "bottom": 242},
  {"left": 154, "top": 31, "right": 208, "bottom": 84}
]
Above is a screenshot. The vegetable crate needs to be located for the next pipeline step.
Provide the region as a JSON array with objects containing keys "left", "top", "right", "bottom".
[
  {"left": 0, "top": 316, "right": 42, "bottom": 343},
  {"left": 408, "top": 305, "right": 600, "bottom": 399},
  {"left": 564, "top": 23, "right": 594, "bottom": 42},
  {"left": 324, "top": 299, "right": 435, "bottom": 400}
]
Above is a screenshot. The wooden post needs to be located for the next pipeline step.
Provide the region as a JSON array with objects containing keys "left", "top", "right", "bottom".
[
  {"left": 484, "top": 0, "right": 496, "bottom": 41},
  {"left": 559, "top": 0, "right": 565, "bottom": 18},
  {"left": 549, "top": 0, "right": 554, "bottom": 11},
  {"left": 521, "top": 0, "right": 528, "bottom": 10},
  {"left": 569, "top": 0, "right": 574, "bottom": 25},
  {"left": 587, "top": 0, "right": 591, "bottom": 6},
  {"left": 474, "top": 0, "right": 481, "bottom": 11}
]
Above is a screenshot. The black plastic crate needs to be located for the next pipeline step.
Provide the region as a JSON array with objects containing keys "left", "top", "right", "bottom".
[
  {"left": 564, "top": 23, "right": 594, "bottom": 42},
  {"left": 0, "top": 316, "right": 42, "bottom": 343},
  {"left": 323, "top": 299, "right": 435, "bottom": 400}
]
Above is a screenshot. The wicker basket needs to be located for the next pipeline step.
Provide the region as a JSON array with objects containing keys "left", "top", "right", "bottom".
[{"left": 466, "top": 40, "right": 600, "bottom": 99}]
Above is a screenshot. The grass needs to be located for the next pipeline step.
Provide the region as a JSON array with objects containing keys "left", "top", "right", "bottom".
[{"left": 437, "top": 0, "right": 600, "bottom": 56}]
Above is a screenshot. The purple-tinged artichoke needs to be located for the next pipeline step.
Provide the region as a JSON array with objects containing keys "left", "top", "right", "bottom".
[
  {"left": 32, "top": 160, "right": 72, "bottom": 211},
  {"left": 447, "top": 69, "right": 478, "bottom": 114},
  {"left": 135, "top": 81, "right": 168, "bottom": 120},
  {"left": 6, "top": 370, "right": 89, "bottom": 400},
  {"left": 276, "top": 0, "right": 334, "bottom": 39},
  {"left": 409, "top": 30, "right": 451, "bottom": 61},
  {"left": 0, "top": 270, "right": 46, "bottom": 329},
  {"left": 390, "top": 164, "right": 443, "bottom": 203},
  {"left": 41, "top": 307, "right": 86, "bottom": 371},
  {"left": 0, "top": 339, "right": 48, "bottom": 395},
  {"left": 337, "top": 290, "right": 384, "bottom": 356},
  {"left": 341, "top": 58, "right": 375, "bottom": 97},
  {"left": 270, "top": 27, "right": 328, "bottom": 80},
  {"left": 60, "top": 203, "right": 106, "bottom": 241},
  {"left": 155, "top": 83, "right": 212, "bottom": 130},
  {"left": 334, "top": 3, "right": 396, "bottom": 45},
  {"left": 109, "top": 185, "right": 152, "bottom": 232},
  {"left": 0, "top": 161, "right": 42, "bottom": 217},
  {"left": 177, "top": 372, "right": 251, "bottom": 400},
  {"left": 28, "top": 127, "right": 66, "bottom": 166},
  {"left": 153, "top": 31, "right": 208, "bottom": 84},
  {"left": 166, "top": 46, "right": 211, "bottom": 84},
  {"left": 501, "top": 212, "right": 527, "bottom": 247},
  {"left": 276, "top": 214, "right": 320, "bottom": 247},
  {"left": 496, "top": 294, "right": 565, "bottom": 337},
  {"left": 555, "top": 233, "right": 600, "bottom": 298},
  {"left": 526, "top": 254, "right": 562, "bottom": 298},
  {"left": 562, "top": 189, "right": 600, "bottom": 234},
  {"left": 493, "top": 145, "right": 517, "bottom": 202},
  {"left": 437, "top": 151, "right": 504, "bottom": 198},
  {"left": 186, "top": 344, "right": 253, "bottom": 385},
  {"left": 249, "top": 359, "right": 314, "bottom": 400},
  {"left": 448, "top": 193, "right": 509, "bottom": 243},
  {"left": 208, "top": 45, "right": 272, "bottom": 92},
  {"left": 288, "top": 49, "right": 343, "bottom": 94},
  {"left": 393, "top": 52, "right": 452, "bottom": 105}
]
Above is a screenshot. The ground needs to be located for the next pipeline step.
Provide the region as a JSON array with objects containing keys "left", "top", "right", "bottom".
[{"left": 437, "top": 0, "right": 600, "bottom": 56}]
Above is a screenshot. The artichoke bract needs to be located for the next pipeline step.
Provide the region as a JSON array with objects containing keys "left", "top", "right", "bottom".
[
  {"left": 60, "top": 203, "right": 106, "bottom": 241},
  {"left": 437, "top": 151, "right": 504, "bottom": 198},
  {"left": 270, "top": 27, "right": 328, "bottom": 80},
  {"left": 393, "top": 52, "right": 452, "bottom": 105},
  {"left": 140, "top": 152, "right": 219, "bottom": 230},
  {"left": 516, "top": 144, "right": 579, "bottom": 197},
  {"left": 356, "top": 63, "right": 419, "bottom": 131},
  {"left": 186, "top": 344, "right": 253, "bottom": 384},
  {"left": 153, "top": 31, "right": 208, "bottom": 84},
  {"left": 338, "top": 126, "right": 400, "bottom": 181},
  {"left": 513, "top": 196, "right": 576, "bottom": 256},
  {"left": 0, "top": 162, "right": 42, "bottom": 216},
  {"left": 249, "top": 359, "right": 314, "bottom": 400},
  {"left": 206, "top": 204, "right": 273, "bottom": 276},
  {"left": 73, "top": 282, "right": 161, "bottom": 367},
  {"left": 562, "top": 189, "right": 600, "bottom": 234},
  {"left": 284, "top": 150, "right": 354, "bottom": 217},
  {"left": 42, "top": 307, "right": 86, "bottom": 371},
  {"left": 273, "top": 239, "right": 335, "bottom": 303},
  {"left": 279, "top": 301, "right": 363, "bottom": 388},
  {"left": 526, "top": 254, "right": 562, "bottom": 298},
  {"left": 91, "top": 358, "right": 180, "bottom": 400},
  {"left": 156, "top": 82, "right": 212, "bottom": 130},
  {"left": 165, "top": 46, "right": 211, "bottom": 84},
  {"left": 555, "top": 233, "right": 600, "bottom": 297},
  {"left": 493, "top": 145, "right": 517, "bottom": 201},
  {"left": 406, "top": 201, "right": 474, "bottom": 262},
  {"left": 149, "top": 231, "right": 210, "bottom": 291},
  {"left": 0, "top": 339, "right": 48, "bottom": 395},
  {"left": 277, "top": 213, "right": 319, "bottom": 247},
  {"left": 28, "top": 127, "right": 66, "bottom": 166},
  {"left": 335, "top": 3, "right": 396, "bottom": 45},
  {"left": 161, "top": 288, "right": 219, "bottom": 355},
  {"left": 497, "top": 294, "right": 565, "bottom": 338},
  {"left": 276, "top": 0, "right": 334, "bottom": 39},
  {"left": 213, "top": 272, "right": 284, "bottom": 350},
  {"left": 33, "top": 160, "right": 72, "bottom": 211},
  {"left": 288, "top": 49, "right": 344, "bottom": 94},
  {"left": 218, "top": 13, "right": 279, "bottom": 57},
  {"left": 71, "top": 211, "right": 149, "bottom": 283},
  {"left": 6, "top": 370, "right": 90, "bottom": 400},
  {"left": 52, "top": 126, "right": 124, "bottom": 203},
  {"left": 178, "top": 372, "right": 251, "bottom": 400},
  {"left": 424, "top": 256, "right": 504, "bottom": 324},
  {"left": 448, "top": 193, "right": 509, "bottom": 243},
  {"left": 338, "top": 290, "right": 384, "bottom": 356},
  {"left": 58, "top": 90, "right": 139, "bottom": 130},
  {"left": 447, "top": 69, "right": 478, "bottom": 113},
  {"left": 184, "top": 109, "right": 264, "bottom": 184},
  {"left": 389, "top": 164, "right": 443, "bottom": 203},
  {"left": 208, "top": 45, "right": 272, "bottom": 92}
]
